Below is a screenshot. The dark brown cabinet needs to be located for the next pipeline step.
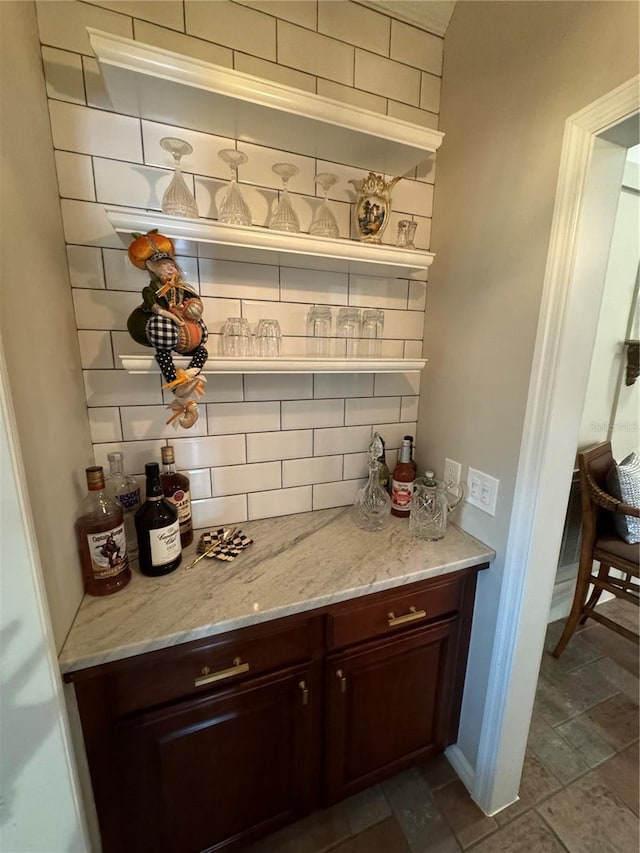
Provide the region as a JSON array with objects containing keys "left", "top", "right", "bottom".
[{"left": 66, "top": 565, "right": 484, "bottom": 852}]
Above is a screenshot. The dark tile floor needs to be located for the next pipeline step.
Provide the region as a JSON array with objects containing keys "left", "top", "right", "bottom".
[{"left": 244, "top": 598, "right": 639, "bottom": 852}]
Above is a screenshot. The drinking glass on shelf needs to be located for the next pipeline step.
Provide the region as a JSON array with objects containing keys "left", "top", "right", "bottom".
[
  {"left": 218, "top": 148, "right": 252, "bottom": 226},
  {"left": 306, "top": 305, "right": 333, "bottom": 356},
  {"left": 269, "top": 163, "right": 300, "bottom": 232},
  {"left": 255, "top": 319, "right": 282, "bottom": 357},
  {"left": 337, "top": 307, "right": 362, "bottom": 358},
  {"left": 160, "top": 137, "right": 199, "bottom": 218},
  {"left": 396, "top": 219, "right": 418, "bottom": 249},
  {"left": 309, "top": 173, "right": 339, "bottom": 238},
  {"left": 360, "top": 308, "right": 384, "bottom": 357},
  {"left": 221, "top": 317, "right": 252, "bottom": 356}
]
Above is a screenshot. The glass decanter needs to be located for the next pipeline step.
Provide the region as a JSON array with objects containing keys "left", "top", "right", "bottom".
[
  {"left": 269, "top": 163, "right": 300, "bottom": 232},
  {"left": 310, "top": 172, "right": 339, "bottom": 238},
  {"left": 351, "top": 434, "right": 392, "bottom": 532},
  {"left": 160, "top": 137, "right": 199, "bottom": 218},
  {"left": 218, "top": 148, "right": 252, "bottom": 226}
]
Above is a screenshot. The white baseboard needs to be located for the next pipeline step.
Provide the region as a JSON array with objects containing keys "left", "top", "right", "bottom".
[{"left": 444, "top": 743, "right": 475, "bottom": 791}]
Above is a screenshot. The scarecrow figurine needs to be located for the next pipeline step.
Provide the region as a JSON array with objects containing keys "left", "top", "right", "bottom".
[{"left": 127, "top": 230, "right": 208, "bottom": 429}]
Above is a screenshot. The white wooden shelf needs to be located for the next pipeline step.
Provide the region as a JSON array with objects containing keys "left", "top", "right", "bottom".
[
  {"left": 88, "top": 28, "right": 443, "bottom": 174},
  {"left": 106, "top": 207, "right": 434, "bottom": 279},
  {"left": 120, "top": 355, "right": 426, "bottom": 375}
]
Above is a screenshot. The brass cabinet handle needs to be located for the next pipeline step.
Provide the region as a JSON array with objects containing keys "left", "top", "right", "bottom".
[
  {"left": 298, "top": 680, "right": 309, "bottom": 705},
  {"left": 336, "top": 669, "right": 347, "bottom": 693},
  {"left": 194, "top": 656, "right": 249, "bottom": 687},
  {"left": 387, "top": 606, "right": 427, "bottom": 627}
]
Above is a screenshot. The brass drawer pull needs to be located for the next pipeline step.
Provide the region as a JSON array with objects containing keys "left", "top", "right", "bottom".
[
  {"left": 388, "top": 606, "right": 427, "bottom": 627},
  {"left": 336, "top": 669, "right": 347, "bottom": 693},
  {"left": 194, "top": 657, "right": 249, "bottom": 687},
  {"left": 298, "top": 680, "right": 309, "bottom": 705}
]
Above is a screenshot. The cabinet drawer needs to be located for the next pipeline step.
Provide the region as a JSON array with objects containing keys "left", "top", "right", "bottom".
[
  {"left": 327, "top": 574, "right": 464, "bottom": 650},
  {"left": 100, "top": 617, "right": 320, "bottom": 717}
]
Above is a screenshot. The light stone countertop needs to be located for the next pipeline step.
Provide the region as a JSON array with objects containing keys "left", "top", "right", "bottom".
[{"left": 59, "top": 508, "right": 495, "bottom": 674}]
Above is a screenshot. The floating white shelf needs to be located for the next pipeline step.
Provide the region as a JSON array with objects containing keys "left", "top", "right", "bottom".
[
  {"left": 88, "top": 28, "right": 443, "bottom": 175},
  {"left": 120, "top": 355, "right": 426, "bottom": 375},
  {"left": 106, "top": 208, "right": 434, "bottom": 279}
]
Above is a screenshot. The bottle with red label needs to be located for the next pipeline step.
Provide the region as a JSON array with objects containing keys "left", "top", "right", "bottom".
[
  {"left": 76, "top": 466, "right": 131, "bottom": 596},
  {"left": 391, "top": 439, "right": 416, "bottom": 518},
  {"left": 135, "top": 463, "right": 182, "bottom": 576},
  {"left": 160, "top": 444, "right": 193, "bottom": 547}
]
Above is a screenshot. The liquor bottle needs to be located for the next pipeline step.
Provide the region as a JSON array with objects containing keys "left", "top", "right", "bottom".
[
  {"left": 75, "top": 466, "right": 131, "bottom": 596},
  {"left": 404, "top": 434, "right": 418, "bottom": 473},
  {"left": 391, "top": 439, "right": 416, "bottom": 518},
  {"left": 106, "top": 451, "right": 141, "bottom": 558},
  {"left": 160, "top": 445, "right": 193, "bottom": 547},
  {"left": 135, "top": 463, "right": 182, "bottom": 576}
]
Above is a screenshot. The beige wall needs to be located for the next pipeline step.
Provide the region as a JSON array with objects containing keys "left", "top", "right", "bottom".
[
  {"left": 0, "top": 1, "right": 93, "bottom": 650},
  {"left": 419, "top": 0, "right": 639, "bottom": 766}
]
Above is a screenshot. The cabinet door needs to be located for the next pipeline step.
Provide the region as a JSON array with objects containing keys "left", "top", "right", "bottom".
[
  {"left": 324, "top": 619, "right": 459, "bottom": 803},
  {"left": 116, "top": 664, "right": 316, "bottom": 852}
]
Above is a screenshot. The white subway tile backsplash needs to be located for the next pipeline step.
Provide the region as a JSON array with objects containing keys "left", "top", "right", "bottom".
[
  {"left": 345, "top": 396, "right": 400, "bottom": 426},
  {"left": 134, "top": 20, "right": 233, "bottom": 68},
  {"left": 244, "top": 374, "right": 312, "bottom": 402},
  {"left": 404, "top": 340, "right": 424, "bottom": 359},
  {"left": 412, "top": 215, "right": 432, "bottom": 251},
  {"left": 283, "top": 455, "right": 342, "bottom": 487},
  {"left": 343, "top": 451, "right": 369, "bottom": 480},
  {"left": 313, "top": 425, "right": 371, "bottom": 456},
  {"left": 382, "top": 309, "right": 425, "bottom": 341},
  {"left": 88, "top": 407, "right": 122, "bottom": 443},
  {"left": 390, "top": 21, "right": 443, "bottom": 76},
  {"left": 184, "top": 468, "right": 212, "bottom": 500},
  {"left": 354, "top": 50, "right": 420, "bottom": 106},
  {"left": 142, "top": 122, "right": 230, "bottom": 178},
  {"left": 93, "top": 440, "right": 166, "bottom": 476},
  {"left": 277, "top": 21, "right": 354, "bottom": 86},
  {"left": 78, "top": 330, "right": 113, "bottom": 369},
  {"left": 67, "top": 246, "right": 105, "bottom": 290},
  {"left": 84, "top": 371, "right": 163, "bottom": 407},
  {"left": 111, "top": 331, "right": 155, "bottom": 366},
  {"left": 164, "top": 374, "right": 243, "bottom": 404},
  {"left": 36, "top": 0, "right": 132, "bottom": 54},
  {"left": 206, "top": 401, "right": 280, "bottom": 435},
  {"left": 55, "top": 151, "right": 95, "bottom": 201},
  {"left": 348, "top": 275, "right": 409, "bottom": 310},
  {"left": 374, "top": 373, "right": 420, "bottom": 397},
  {"left": 420, "top": 72, "right": 441, "bottom": 115},
  {"left": 93, "top": 158, "right": 173, "bottom": 210},
  {"left": 61, "top": 200, "right": 123, "bottom": 249},
  {"left": 318, "top": 1, "right": 390, "bottom": 56},
  {"left": 121, "top": 405, "right": 208, "bottom": 440},
  {"left": 400, "top": 396, "right": 420, "bottom": 423},
  {"left": 313, "top": 479, "right": 363, "bottom": 511},
  {"left": 373, "top": 422, "right": 418, "bottom": 451},
  {"left": 213, "top": 461, "right": 281, "bottom": 495},
  {"left": 248, "top": 486, "right": 311, "bottom": 520},
  {"left": 316, "top": 79, "right": 386, "bottom": 115},
  {"left": 392, "top": 180, "right": 434, "bottom": 219},
  {"left": 42, "top": 46, "right": 84, "bottom": 103},
  {"left": 87, "top": 0, "right": 184, "bottom": 30},
  {"left": 192, "top": 494, "right": 248, "bottom": 528},
  {"left": 280, "top": 268, "right": 348, "bottom": 305},
  {"left": 282, "top": 398, "right": 343, "bottom": 430},
  {"left": 386, "top": 101, "right": 438, "bottom": 131},
  {"left": 313, "top": 374, "right": 374, "bottom": 399},
  {"left": 83, "top": 56, "right": 114, "bottom": 111},
  {"left": 50, "top": 101, "right": 142, "bottom": 162},
  {"left": 187, "top": 0, "right": 277, "bottom": 60},
  {"left": 234, "top": 52, "right": 316, "bottom": 93},
  {"left": 200, "top": 297, "right": 243, "bottom": 333},
  {"left": 199, "top": 259, "right": 279, "bottom": 302},
  {"left": 236, "top": 0, "right": 316, "bottom": 28},
  {"left": 73, "top": 288, "right": 141, "bottom": 331},
  {"left": 172, "top": 435, "right": 246, "bottom": 469},
  {"left": 246, "top": 429, "right": 312, "bottom": 463},
  {"left": 408, "top": 281, "right": 427, "bottom": 312}
]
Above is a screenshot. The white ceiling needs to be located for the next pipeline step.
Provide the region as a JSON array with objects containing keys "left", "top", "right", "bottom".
[{"left": 358, "top": 1, "right": 457, "bottom": 37}]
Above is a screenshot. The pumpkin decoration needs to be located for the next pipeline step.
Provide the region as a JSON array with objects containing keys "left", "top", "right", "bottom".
[{"left": 126, "top": 230, "right": 209, "bottom": 430}]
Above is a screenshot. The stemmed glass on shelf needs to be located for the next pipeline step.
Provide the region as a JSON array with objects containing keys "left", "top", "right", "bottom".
[
  {"left": 217, "top": 148, "right": 252, "bottom": 226},
  {"left": 160, "top": 137, "right": 199, "bottom": 218}
]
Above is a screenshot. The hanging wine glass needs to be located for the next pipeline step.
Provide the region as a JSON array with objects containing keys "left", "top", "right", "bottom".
[
  {"left": 310, "top": 172, "right": 340, "bottom": 238},
  {"left": 269, "top": 163, "right": 300, "bottom": 233},
  {"left": 217, "top": 148, "right": 252, "bottom": 226},
  {"left": 159, "top": 137, "right": 199, "bottom": 218}
]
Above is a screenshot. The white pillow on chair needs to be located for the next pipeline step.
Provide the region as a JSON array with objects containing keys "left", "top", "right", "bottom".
[{"left": 606, "top": 451, "right": 640, "bottom": 544}]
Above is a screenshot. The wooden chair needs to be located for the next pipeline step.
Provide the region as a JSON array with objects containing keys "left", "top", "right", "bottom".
[{"left": 553, "top": 441, "right": 639, "bottom": 658}]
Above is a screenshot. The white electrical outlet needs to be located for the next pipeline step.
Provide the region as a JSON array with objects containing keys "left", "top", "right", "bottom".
[
  {"left": 466, "top": 467, "right": 499, "bottom": 516},
  {"left": 444, "top": 458, "right": 462, "bottom": 487}
]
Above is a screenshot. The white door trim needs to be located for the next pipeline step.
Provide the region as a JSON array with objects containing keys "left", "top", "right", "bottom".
[{"left": 470, "top": 75, "right": 640, "bottom": 815}]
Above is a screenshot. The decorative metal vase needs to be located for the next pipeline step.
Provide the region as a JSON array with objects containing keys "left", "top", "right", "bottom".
[{"left": 349, "top": 172, "right": 401, "bottom": 244}]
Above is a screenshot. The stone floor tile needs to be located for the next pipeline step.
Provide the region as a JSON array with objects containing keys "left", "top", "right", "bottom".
[
  {"left": 543, "top": 621, "right": 603, "bottom": 671},
  {"left": 343, "top": 784, "right": 391, "bottom": 835},
  {"left": 468, "top": 810, "right": 568, "bottom": 853},
  {"left": 593, "top": 742, "right": 639, "bottom": 817},
  {"left": 590, "top": 597, "right": 639, "bottom": 634},
  {"left": 382, "top": 767, "right": 461, "bottom": 852},
  {"left": 493, "top": 751, "right": 562, "bottom": 826},
  {"left": 537, "top": 770, "right": 639, "bottom": 853},
  {"left": 581, "top": 623, "right": 639, "bottom": 677},
  {"left": 432, "top": 779, "right": 497, "bottom": 848},
  {"left": 527, "top": 709, "right": 590, "bottom": 785},
  {"left": 243, "top": 803, "right": 350, "bottom": 853},
  {"left": 419, "top": 753, "right": 459, "bottom": 791},
  {"left": 582, "top": 654, "right": 640, "bottom": 701},
  {"left": 329, "top": 816, "right": 411, "bottom": 853},
  {"left": 534, "top": 660, "right": 618, "bottom": 727}
]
